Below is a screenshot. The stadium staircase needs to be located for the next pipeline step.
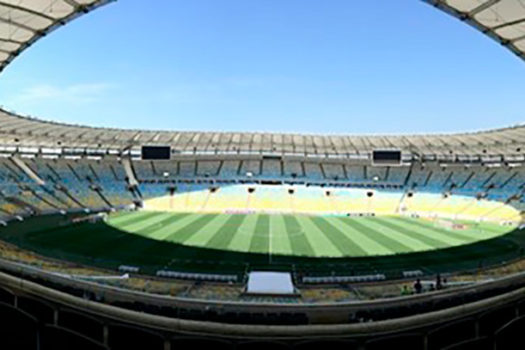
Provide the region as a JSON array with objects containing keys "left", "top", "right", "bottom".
[
  {"left": 11, "top": 157, "right": 45, "bottom": 186},
  {"left": 122, "top": 158, "right": 138, "bottom": 187}
]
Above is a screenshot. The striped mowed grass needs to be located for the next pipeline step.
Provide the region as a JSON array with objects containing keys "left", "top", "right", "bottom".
[{"left": 106, "top": 211, "right": 510, "bottom": 258}]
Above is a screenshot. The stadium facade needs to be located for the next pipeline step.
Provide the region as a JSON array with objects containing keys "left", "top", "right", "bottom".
[{"left": 0, "top": 1, "right": 525, "bottom": 349}]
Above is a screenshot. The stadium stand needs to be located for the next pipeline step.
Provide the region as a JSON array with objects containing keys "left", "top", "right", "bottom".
[
  {"left": 140, "top": 181, "right": 521, "bottom": 222},
  {"left": 1, "top": 263, "right": 525, "bottom": 349},
  {"left": 2, "top": 152, "right": 522, "bottom": 225}
]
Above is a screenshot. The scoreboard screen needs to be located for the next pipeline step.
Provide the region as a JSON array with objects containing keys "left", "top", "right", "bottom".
[
  {"left": 141, "top": 146, "right": 171, "bottom": 160},
  {"left": 372, "top": 150, "right": 401, "bottom": 165}
]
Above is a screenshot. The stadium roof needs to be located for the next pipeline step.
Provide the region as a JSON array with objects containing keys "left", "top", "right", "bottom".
[
  {"left": 0, "top": 109, "right": 524, "bottom": 157},
  {"left": 425, "top": 0, "right": 525, "bottom": 61},
  {"left": 0, "top": 0, "right": 523, "bottom": 158},
  {"left": 0, "top": 0, "right": 113, "bottom": 73}
]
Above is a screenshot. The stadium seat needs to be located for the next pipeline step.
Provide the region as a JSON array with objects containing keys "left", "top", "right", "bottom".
[
  {"left": 516, "top": 299, "right": 525, "bottom": 316},
  {"left": 16, "top": 296, "right": 56, "bottom": 325},
  {"left": 237, "top": 340, "right": 292, "bottom": 350},
  {"left": 441, "top": 336, "right": 492, "bottom": 350},
  {"left": 494, "top": 315, "right": 525, "bottom": 350},
  {"left": 0, "top": 287, "right": 14, "bottom": 305},
  {"left": 171, "top": 337, "right": 233, "bottom": 350},
  {"left": 426, "top": 318, "right": 477, "bottom": 350},
  {"left": 294, "top": 339, "right": 359, "bottom": 350},
  {"left": 57, "top": 309, "right": 105, "bottom": 343},
  {"left": 478, "top": 306, "right": 517, "bottom": 336},
  {"left": 0, "top": 302, "right": 38, "bottom": 350},
  {"left": 108, "top": 324, "right": 165, "bottom": 350},
  {"left": 364, "top": 333, "right": 424, "bottom": 350},
  {"left": 40, "top": 324, "right": 108, "bottom": 350}
]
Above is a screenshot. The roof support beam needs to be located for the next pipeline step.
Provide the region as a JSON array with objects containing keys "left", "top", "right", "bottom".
[
  {"left": 0, "top": 16, "right": 38, "bottom": 34},
  {"left": 0, "top": 38, "right": 23, "bottom": 45},
  {"left": 492, "top": 17, "right": 525, "bottom": 31},
  {"left": 423, "top": 0, "right": 525, "bottom": 61},
  {"left": 469, "top": 0, "right": 501, "bottom": 17},
  {"left": 511, "top": 34, "right": 525, "bottom": 43},
  {"left": 62, "top": 0, "right": 87, "bottom": 13},
  {"left": 0, "top": 2, "right": 55, "bottom": 21}
]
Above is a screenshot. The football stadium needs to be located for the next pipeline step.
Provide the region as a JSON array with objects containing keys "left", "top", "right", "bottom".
[{"left": 0, "top": 1, "right": 525, "bottom": 349}]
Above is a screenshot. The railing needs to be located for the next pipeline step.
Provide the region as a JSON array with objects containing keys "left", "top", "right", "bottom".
[
  {"left": 2, "top": 254, "right": 525, "bottom": 328},
  {"left": 1, "top": 262, "right": 525, "bottom": 339}
]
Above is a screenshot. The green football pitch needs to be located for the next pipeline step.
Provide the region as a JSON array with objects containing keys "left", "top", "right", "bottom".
[
  {"left": 108, "top": 211, "right": 510, "bottom": 258},
  {"left": 1, "top": 212, "right": 524, "bottom": 278}
]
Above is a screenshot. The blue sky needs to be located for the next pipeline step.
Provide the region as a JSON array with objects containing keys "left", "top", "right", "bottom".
[{"left": 1, "top": 0, "right": 524, "bottom": 134}]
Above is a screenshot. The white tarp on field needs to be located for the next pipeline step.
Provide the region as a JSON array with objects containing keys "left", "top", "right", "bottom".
[{"left": 246, "top": 271, "right": 295, "bottom": 295}]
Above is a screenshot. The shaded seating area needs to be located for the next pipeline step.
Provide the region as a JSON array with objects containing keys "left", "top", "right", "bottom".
[
  {"left": 40, "top": 324, "right": 108, "bottom": 350},
  {"left": 0, "top": 286, "right": 14, "bottom": 305},
  {"left": 0, "top": 302, "right": 38, "bottom": 350},
  {"left": 478, "top": 306, "right": 518, "bottom": 336},
  {"left": 107, "top": 324, "right": 165, "bottom": 350},
  {"left": 171, "top": 337, "right": 233, "bottom": 350},
  {"left": 441, "top": 337, "right": 492, "bottom": 350},
  {"left": 494, "top": 315, "right": 525, "bottom": 350},
  {"left": 237, "top": 341, "right": 292, "bottom": 350},
  {"left": 294, "top": 340, "right": 359, "bottom": 350},
  {"left": 364, "top": 333, "right": 424, "bottom": 350},
  {"left": 17, "top": 295, "right": 56, "bottom": 325},
  {"left": 57, "top": 309, "right": 105, "bottom": 343},
  {"left": 426, "top": 318, "right": 477, "bottom": 350}
]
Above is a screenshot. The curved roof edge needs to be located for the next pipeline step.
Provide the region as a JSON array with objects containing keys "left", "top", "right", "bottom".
[
  {"left": 1, "top": 1, "right": 523, "bottom": 75},
  {"left": 424, "top": 0, "right": 525, "bottom": 62},
  {"left": 0, "top": 0, "right": 115, "bottom": 74}
]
